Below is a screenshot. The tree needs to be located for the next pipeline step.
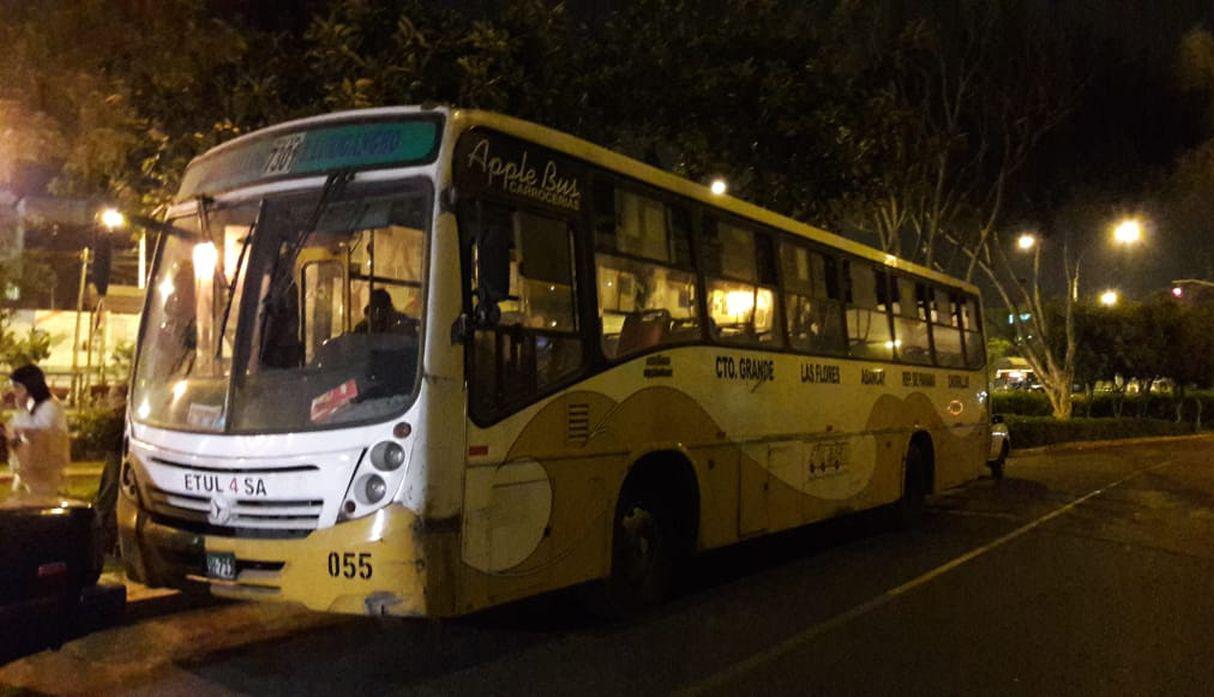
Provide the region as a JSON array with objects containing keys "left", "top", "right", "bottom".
[
  {"left": 1169, "top": 300, "right": 1214, "bottom": 428},
  {"left": 827, "top": 0, "right": 1081, "bottom": 274},
  {"left": 0, "top": 256, "right": 52, "bottom": 371}
]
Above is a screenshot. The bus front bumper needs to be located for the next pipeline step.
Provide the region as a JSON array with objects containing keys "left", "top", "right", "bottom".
[{"left": 118, "top": 497, "right": 455, "bottom": 617}]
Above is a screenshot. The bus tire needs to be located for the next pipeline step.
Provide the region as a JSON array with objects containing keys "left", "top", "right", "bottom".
[
  {"left": 588, "top": 486, "right": 675, "bottom": 618},
  {"left": 895, "top": 440, "right": 929, "bottom": 529},
  {"left": 988, "top": 443, "right": 1009, "bottom": 481}
]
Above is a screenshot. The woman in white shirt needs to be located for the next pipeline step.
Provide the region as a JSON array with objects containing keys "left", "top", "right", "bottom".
[{"left": 5, "top": 364, "right": 69, "bottom": 497}]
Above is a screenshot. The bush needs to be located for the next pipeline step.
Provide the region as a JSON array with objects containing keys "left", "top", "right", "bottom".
[
  {"left": 69, "top": 407, "right": 124, "bottom": 462},
  {"left": 1075, "top": 390, "right": 1214, "bottom": 421},
  {"left": 991, "top": 391, "right": 1053, "bottom": 416},
  {"left": 992, "top": 389, "right": 1214, "bottom": 422},
  {"left": 1006, "top": 416, "right": 1194, "bottom": 450}
]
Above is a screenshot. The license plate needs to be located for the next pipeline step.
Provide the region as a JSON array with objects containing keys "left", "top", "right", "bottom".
[
  {"left": 182, "top": 473, "right": 270, "bottom": 497},
  {"left": 206, "top": 552, "right": 237, "bottom": 580}
]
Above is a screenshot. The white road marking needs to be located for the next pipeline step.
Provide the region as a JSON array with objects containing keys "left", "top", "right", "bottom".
[{"left": 675, "top": 460, "right": 1175, "bottom": 696}]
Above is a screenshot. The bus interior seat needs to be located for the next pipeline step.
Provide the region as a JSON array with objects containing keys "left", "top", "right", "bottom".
[{"left": 617, "top": 310, "right": 670, "bottom": 355}]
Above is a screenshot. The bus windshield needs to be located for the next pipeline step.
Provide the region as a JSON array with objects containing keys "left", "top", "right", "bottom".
[{"left": 132, "top": 180, "right": 432, "bottom": 433}]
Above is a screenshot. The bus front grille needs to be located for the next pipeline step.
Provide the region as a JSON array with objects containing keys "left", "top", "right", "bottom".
[{"left": 146, "top": 486, "right": 323, "bottom": 538}]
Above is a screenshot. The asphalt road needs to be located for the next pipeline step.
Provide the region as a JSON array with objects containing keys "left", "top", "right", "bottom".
[{"left": 5, "top": 437, "right": 1214, "bottom": 696}]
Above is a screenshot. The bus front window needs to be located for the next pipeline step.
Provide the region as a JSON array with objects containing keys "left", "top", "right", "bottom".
[
  {"left": 132, "top": 182, "right": 431, "bottom": 433},
  {"left": 132, "top": 211, "right": 249, "bottom": 432}
]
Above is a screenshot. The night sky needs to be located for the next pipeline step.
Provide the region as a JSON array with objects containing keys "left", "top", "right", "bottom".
[{"left": 984, "top": 0, "right": 1214, "bottom": 296}]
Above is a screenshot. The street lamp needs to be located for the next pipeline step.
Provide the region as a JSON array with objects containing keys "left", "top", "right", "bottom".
[
  {"left": 1113, "top": 218, "right": 1142, "bottom": 245},
  {"left": 98, "top": 208, "right": 127, "bottom": 230},
  {"left": 709, "top": 178, "right": 728, "bottom": 196},
  {"left": 1099, "top": 289, "right": 1119, "bottom": 307},
  {"left": 1016, "top": 233, "right": 1037, "bottom": 251}
]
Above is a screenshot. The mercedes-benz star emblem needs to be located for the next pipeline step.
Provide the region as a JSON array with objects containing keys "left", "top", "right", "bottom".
[{"left": 208, "top": 497, "right": 233, "bottom": 525}]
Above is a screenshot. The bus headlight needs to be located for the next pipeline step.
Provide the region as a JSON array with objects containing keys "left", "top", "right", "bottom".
[
  {"left": 361, "top": 474, "right": 387, "bottom": 504},
  {"left": 369, "top": 441, "right": 405, "bottom": 471}
]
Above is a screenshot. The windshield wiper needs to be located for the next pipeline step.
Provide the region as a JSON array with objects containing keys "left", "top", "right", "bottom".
[
  {"left": 215, "top": 199, "right": 265, "bottom": 359},
  {"left": 256, "top": 170, "right": 355, "bottom": 363},
  {"left": 263, "top": 170, "right": 355, "bottom": 308}
]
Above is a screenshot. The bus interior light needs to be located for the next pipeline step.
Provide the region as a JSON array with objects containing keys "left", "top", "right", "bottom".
[{"left": 370, "top": 441, "right": 406, "bottom": 471}]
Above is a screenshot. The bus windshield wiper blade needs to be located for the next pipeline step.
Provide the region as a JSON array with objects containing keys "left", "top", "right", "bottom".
[
  {"left": 256, "top": 170, "right": 354, "bottom": 363},
  {"left": 215, "top": 199, "right": 264, "bottom": 358},
  {"left": 263, "top": 170, "right": 354, "bottom": 308}
]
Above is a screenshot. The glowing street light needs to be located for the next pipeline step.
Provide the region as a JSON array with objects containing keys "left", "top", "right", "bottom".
[
  {"left": 98, "top": 207, "right": 127, "bottom": 230},
  {"left": 709, "top": 178, "right": 728, "bottom": 196},
  {"left": 1172, "top": 286, "right": 1184, "bottom": 298},
  {"left": 1016, "top": 233, "right": 1037, "bottom": 251},
  {"left": 1113, "top": 218, "right": 1142, "bottom": 245},
  {"left": 1099, "top": 289, "right": 1119, "bottom": 307}
]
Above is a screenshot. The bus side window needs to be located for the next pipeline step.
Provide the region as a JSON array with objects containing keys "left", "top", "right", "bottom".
[
  {"left": 779, "top": 242, "right": 845, "bottom": 355},
  {"left": 844, "top": 261, "right": 894, "bottom": 361},
  {"left": 704, "top": 220, "right": 781, "bottom": 346},
  {"left": 930, "top": 287, "right": 965, "bottom": 368},
  {"left": 961, "top": 294, "right": 985, "bottom": 368},
  {"left": 595, "top": 184, "right": 699, "bottom": 360},
  {"left": 470, "top": 204, "right": 583, "bottom": 419},
  {"left": 890, "top": 276, "right": 932, "bottom": 366}
]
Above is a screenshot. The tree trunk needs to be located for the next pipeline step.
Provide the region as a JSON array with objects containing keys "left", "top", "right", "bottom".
[
  {"left": 1195, "top": 396, "right": 1203, "bottom": 433},
  {"left": 1139, "top": 379, "right": 1153, "bottom": 419},
  {"left": 1175, "top": 385, "right": 1186, "bottom": 424},
  {"left": 1047, "top": 381, "right": 1073, "bottom": 419},
  {"left": 1085, "top": 383, "right": 1094, "bottom": 417}
]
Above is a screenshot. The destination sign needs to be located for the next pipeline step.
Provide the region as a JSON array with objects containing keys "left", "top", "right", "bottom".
[{"left": 176, "top": 116, "right": 443, "bottom": 200}]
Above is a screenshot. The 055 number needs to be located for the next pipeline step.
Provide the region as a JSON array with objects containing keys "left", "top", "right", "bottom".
[{"left": 327, "top": 551, "right": 372, "bottom": 579}]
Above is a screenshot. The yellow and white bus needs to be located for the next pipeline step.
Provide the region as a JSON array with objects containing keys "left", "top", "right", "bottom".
[{"left": 118, "top": 106, "right": 993, "bottom": 617}]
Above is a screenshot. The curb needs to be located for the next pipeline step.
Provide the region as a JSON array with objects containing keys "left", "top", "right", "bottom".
[
  {"left": 1011, "top": 432, "right": 1214, "bottom": 457},
  {"left": 99, "top": 572, "right": 181, "bottom": 605}
]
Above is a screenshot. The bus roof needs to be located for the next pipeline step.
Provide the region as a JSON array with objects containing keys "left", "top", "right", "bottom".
[{"left": 184, "top": 105, "right": 977, "bottom": 294}]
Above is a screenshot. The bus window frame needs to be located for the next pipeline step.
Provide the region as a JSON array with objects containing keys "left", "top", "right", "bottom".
[
  {"left": 590, "top": 173, "right": 706, "bottom": 365},
  {"left": 458, "top": 191, "right": 593, "bottom": 427},
  {"left": 699, "top": 213, "right": 783, "bottom": 348}
]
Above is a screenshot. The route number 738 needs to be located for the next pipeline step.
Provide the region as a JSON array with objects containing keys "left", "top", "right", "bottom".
[{"left": 327, "top": 551, "right": 372, "bottom": 579}]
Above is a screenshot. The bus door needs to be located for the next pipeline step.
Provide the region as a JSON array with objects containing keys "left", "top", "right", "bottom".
[{"left": 459, "top": 197, "right": 593, "bottom": 591}]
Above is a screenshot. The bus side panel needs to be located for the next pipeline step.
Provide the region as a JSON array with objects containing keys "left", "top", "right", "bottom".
[{"left": 451, "top": 348, "right": 988, "bottom": 614}]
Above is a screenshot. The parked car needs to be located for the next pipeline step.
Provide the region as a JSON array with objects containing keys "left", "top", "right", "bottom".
[
  {"left": 988, "top": 415, "right": 1011, "bottom": 479},
  {"left": 0, "top": 496, "right": 125, "bottom": 663}
]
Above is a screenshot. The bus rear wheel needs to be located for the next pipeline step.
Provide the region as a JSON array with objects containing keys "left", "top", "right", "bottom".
[
  {"left": 895, "top": 440, "right": 929, "bottom": 529},
  {"left": 589, "top": 488, "right": 675, "bottom": 618}
]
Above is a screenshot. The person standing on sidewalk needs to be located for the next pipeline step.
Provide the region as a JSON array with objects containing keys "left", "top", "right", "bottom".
[{"left": 4, "top": 364, "right": 69, "bottom": 497}]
